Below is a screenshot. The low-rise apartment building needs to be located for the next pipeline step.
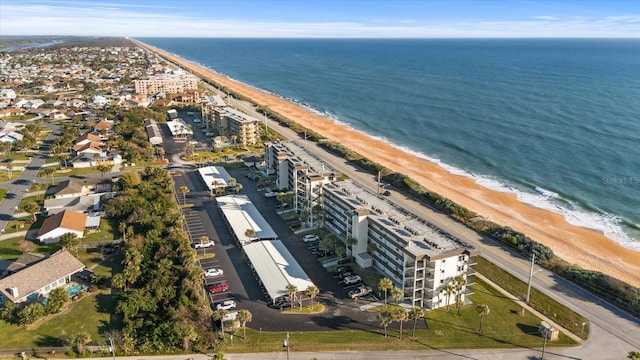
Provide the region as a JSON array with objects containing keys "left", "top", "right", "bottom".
[
  {"left": 322, "top": 180, "right": 478, "bottom": 310},
  {"left": 204, "top": 105, "right": 260, "bottom": 146}
]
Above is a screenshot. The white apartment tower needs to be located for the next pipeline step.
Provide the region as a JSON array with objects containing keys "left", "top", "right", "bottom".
[{"left": 322, "top": 180, "right": 478, "bottom": 309}]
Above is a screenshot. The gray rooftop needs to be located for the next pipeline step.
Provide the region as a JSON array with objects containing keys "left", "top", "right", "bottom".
[
  {"left": 326, "top": 180, "right": 475, "bottom": 258},
  {"left": 268, "top": 141, "right": 335, "bottom": 176}
]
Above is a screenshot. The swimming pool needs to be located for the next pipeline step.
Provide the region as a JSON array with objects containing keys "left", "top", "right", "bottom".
[{"left": 65, "top": 284, "right": 85, "bottom": 298}]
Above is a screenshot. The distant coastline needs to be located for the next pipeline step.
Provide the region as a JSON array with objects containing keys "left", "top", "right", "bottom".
[{"left": 132, "top": 38, "right": 640, "bottom": 287}]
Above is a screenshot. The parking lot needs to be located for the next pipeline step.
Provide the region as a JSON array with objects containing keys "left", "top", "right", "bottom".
[{"left": 165, "top": 132, "right": 385, "bottom": 331}]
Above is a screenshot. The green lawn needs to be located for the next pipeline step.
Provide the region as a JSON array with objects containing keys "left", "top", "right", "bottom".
[
  {"left": 4, "top": 215, "right": 45, "bottom": 235},
  {"left": 219, "top": 278, "right": 576, "bottom": 354},
  {"left": 474, "top": 256, "right": 589, "bottom": 339},
  {"left": 0, "top": 188, "right": 7, "bottom": 200},
  {"left": 0, "top": 290, "right": 117, "bottom": 348},
  {"left": 0, "top": 237, "right": 62, "bottom": 261}
]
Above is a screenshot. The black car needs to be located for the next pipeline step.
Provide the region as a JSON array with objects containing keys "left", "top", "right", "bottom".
[{"left": 335, "top": 266, "right": 351, "bottom": 275}]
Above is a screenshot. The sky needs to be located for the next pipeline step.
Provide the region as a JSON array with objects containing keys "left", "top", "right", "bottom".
[{"left": 1, "top": 0, "right": 639, "bottom": 38}]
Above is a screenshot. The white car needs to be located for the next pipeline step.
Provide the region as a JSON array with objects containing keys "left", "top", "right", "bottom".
[
  {"left": 302, "top": 234, "right": 320, "bottom": 243},
  {"left": 193, "top": 118, "right": 201, "bottom": 123},
  {"left": 343, "top": 275, "right": 362, "bottom": 285},
  {"left": 205, "top": 268, "right": 224, "bottom": 277},
  {"left": 215, "top": 300, "right": 236, "bottom": 310},
  {"left": 194, "top": 240, "right": 215, "bottom": 249},
  {"left": 264, "top": 191, "right": 278, "bottom": 198}
]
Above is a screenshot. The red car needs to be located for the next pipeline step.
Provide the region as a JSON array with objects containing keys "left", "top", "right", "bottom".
[{"left": 208, "top": 282, "right": 228, "bottom": 293}]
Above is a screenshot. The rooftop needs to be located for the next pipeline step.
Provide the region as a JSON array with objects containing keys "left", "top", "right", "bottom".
[{"left": 326, "top": 180, "right": 476, "bottom": 259}]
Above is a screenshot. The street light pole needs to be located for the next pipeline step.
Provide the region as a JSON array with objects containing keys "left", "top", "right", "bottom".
[{"left": 526, "top": 252, "right": 536, "bottom": 303}]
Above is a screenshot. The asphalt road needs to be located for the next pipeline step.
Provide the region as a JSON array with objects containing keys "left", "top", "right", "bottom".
[
  {"left": 0, "top": 121, "right": 59, "bottom": 234},
  {"left": 217, "top": 90, "right": 640, "bottom": 359}
]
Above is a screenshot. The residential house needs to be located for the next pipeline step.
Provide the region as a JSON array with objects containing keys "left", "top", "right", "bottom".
[
  {"left": 0, "top": 89, "right": 17, "bottom": 100},
  {"left": 2, "top": 253, "right": 45, "bottom": 277},
  {"left": 37, "top": 210, "right": 87, "bottom": 244},
  {"left": 0, "top": 250, "right": 85, "bottom": 305},
  {"left": 0, "top": 108, "right": 26, "bottom": 118}
]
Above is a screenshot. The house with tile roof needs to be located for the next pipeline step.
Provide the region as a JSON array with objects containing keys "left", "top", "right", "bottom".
[
  {"left": 2, "top": 253, "right": 45, "bottom": 277},
  {"left": 37, "top": 210, "right": 87, "bottom": 244},
  {"left": 0, "top": 250, "right": 85, "bottom": 305}
]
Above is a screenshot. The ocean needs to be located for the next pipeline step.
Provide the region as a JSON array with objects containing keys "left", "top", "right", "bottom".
[{"left": 139, "top": 38, "right": 640, "bottom": 250}]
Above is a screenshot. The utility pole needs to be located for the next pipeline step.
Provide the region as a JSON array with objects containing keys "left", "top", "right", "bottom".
[{"left": 526, "top": 252, "right": 536, "bottom": 303}]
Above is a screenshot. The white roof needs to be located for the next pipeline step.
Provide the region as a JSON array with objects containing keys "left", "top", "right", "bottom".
[
  {"left": 216, "top": 195, "right": 277, "bottom": 243},
  {"left": 243, "top": 240, "right": 315, "bottom": 301},
  {"left": 85, "top": 214, "right": 101, "bottom": 228},
  {"left": 166, "top": 119, "right": 193, "bottom": 136},
  {"left": 197, "top": 166, "right": 232, "bottom": 191}
]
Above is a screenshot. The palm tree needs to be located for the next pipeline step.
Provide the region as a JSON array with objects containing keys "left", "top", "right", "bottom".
[
  {"left": 236, "top": 309, "right": 252, "bottom": 339},
  {"left": 60, "top": 232, "right": 80, "bottom": 255},
  {"left": 394, "top": 307, "right": 408, "bottom": 340},
  {"left": 346, "top": 237, "right": 357, "bottom": 256},
  {"left": 378, "top": 309, "right": 393, "bottom": 338},
  {"left": 378, "top": 277, "right": 393, "bottom": 306},
  {"left": 453, "top": 275, "right": 466, "bottom": 315},
  {"left": 38, "top": 166, "right": 56, "bottom": 184},
  {"left": 305, "top": 285, "right": 319, "bottom": 308},
  {"left": 199, "top": 235, "right": 209, "bottom": 254},
  {"left": 179, "top": 185, "right": 190, "bottom": 204},
  {"left": 285, "top": 284, "right": 298, "bottom": 309},
  {"left": 443, "top": 282, "right": 455, "bottom": 312},
  {"left": 409, "top": 307, "right": 425, "bottom": 338},
  {"left": 244, "top": 228, "right": 256, "bottom": 241},
  {"left": 390, "top": 287, "right": 403, "bottom": 304},
  {"left": 96, "top": 164, "right": 111, "bottom": 178},
  {"left": 214, "top": 308, "right": 229, "bottom": 335},
  {"left": 23, "top": 203, "right": 40, "bottom": 223},
  {"left": 476, "top": 304, "right": 490, "bottom": 334}
]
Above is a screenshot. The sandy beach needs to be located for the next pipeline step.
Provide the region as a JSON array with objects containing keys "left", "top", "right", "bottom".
[{"left": 135, "top": 40, "right": 640, "bottom": 288}]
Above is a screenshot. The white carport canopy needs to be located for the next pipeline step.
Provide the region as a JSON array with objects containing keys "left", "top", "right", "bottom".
[
  {"left": 217, "top": 195, "right": 277, "bottom": 243},
  {"left": 197, "top": 166, "right": 232, "bottom": 192},
  {"left": 243, "top": 240, "right": 315, "bottom": 301}
]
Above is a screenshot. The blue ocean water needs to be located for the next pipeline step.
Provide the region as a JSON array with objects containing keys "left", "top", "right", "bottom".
[{"left": 140, "top": 38, "right": 640, "bottom": 249}]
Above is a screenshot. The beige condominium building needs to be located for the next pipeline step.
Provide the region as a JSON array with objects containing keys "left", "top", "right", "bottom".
[
  {"left": 203, "top": 103, "right": 260, "bottom": 146},
  {"left": 322, "top": 180, "right": 478, "bottom": 310},
  {"left": 265, "top": 141, "right": 338, "bottom": 224},
  {"left": 134, "top": 74, "right": 199, "bottom": 95}
]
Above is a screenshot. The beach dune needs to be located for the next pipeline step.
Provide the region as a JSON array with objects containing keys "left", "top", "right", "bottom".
[{"left": 135, "top": 40, "right": 640, "bottom": 288}]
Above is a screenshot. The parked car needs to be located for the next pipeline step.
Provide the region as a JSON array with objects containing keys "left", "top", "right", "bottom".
[
  {"left": 382, "top": 190, "right": 391, "bottom": 196},
  {"left": 334, "top": 266, "right": 351, "bottom": 275},
  {"left": 264, "top": 191, "right": 278, "bottom": 198},
  {"left": 208, "top": 282, "right": 228, "bottom": 293},
  {"left": 205, "top": 132, "right": 215, "bottom": 137},
  {"left": 302, "top": 234, "right": 320, "bottom": 243},
  {"left": 343, "top": 275, "right": 362, "bottom": 285},
  {"left": 194, "top": 240, "right": 215, "bottom": 249},
  {"left": 215, "top": 300, "right": 236, "bottom": 310},
  {"left": 205, "top": 268, "right": 224, "bottom": 277},
  {"left": 267, "top": 299, "right": 291, "bottom": 309},
  {"left": 193, "top": 118, "right": 201, "bottom": 123},
  {"left": 349, "top": 285, "right": 373, "bottom": 299},
  {"left": 339, "top": 271, "right": 353, "bottom": 278}
]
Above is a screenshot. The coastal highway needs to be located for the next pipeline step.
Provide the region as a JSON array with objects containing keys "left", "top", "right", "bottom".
[{"left": 218, "top": 89, "right": 640, "bottom": 358}]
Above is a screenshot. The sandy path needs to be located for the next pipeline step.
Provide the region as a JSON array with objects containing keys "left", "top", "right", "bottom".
[{"left": 136, "top": 40, "right": 640, "bottom": 287}]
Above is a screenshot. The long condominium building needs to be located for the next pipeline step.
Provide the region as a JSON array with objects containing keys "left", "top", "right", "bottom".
[
  {"left": 265, "top": 141, "right": 337, "bottom": 222},
  {"left": 134, "top": 74, "right": 199, "bottom": 95},
  {"left": 322, "top": 180, "right": 478, "bottom": 310}
]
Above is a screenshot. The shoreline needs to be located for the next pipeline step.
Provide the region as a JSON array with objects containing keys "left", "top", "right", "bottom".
[{"left": 134, "top": 39, "right": 640, "bottom": 288}]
